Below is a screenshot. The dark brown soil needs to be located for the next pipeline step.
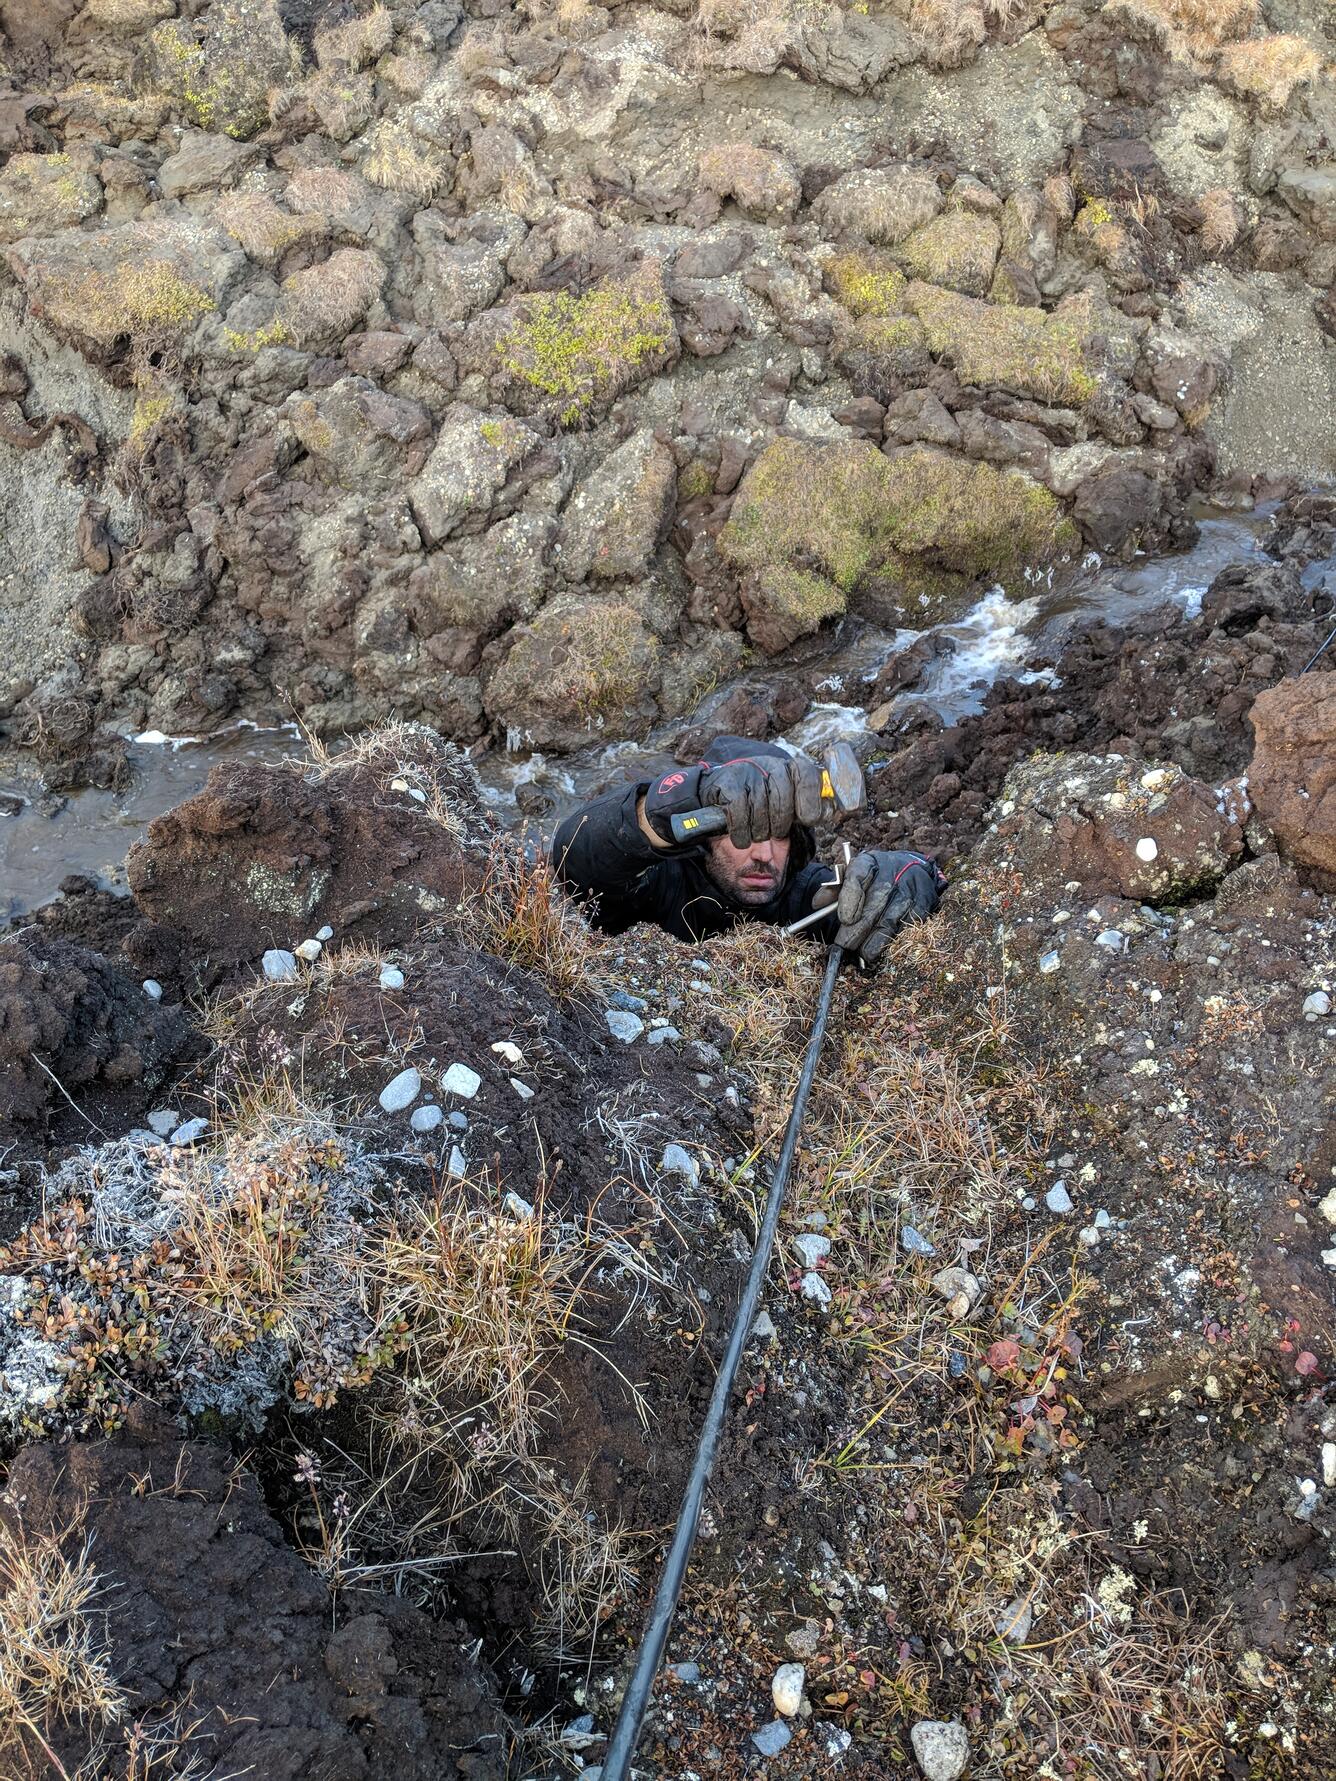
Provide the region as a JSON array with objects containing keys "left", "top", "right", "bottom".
[{"left": 1, "top": 1406, "right": 512, "bottom": 1781}]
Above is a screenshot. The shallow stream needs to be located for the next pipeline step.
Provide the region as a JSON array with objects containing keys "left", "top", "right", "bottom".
[{"left": 0, "top": 505, "right": 1310, "bottom": 921}]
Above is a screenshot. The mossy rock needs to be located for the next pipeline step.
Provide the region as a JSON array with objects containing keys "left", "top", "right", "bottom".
[
  {"left": 823, "top": 251, "right": 907, "bottom": 317},
  {"left": 492, "top": 263, "right": 678, "bottom": 427},
  {"left": 905, "top": 281, "right": 1101, "bottom": 407},
  {"left": 895, "top": 213, "right": 1001, "bottom": 298},
  {"left": 148, "top": 0, "right": 302, "bottom": 140},
  {"left": 7, "top": 219, "right": 239, "bottom": 350},
  {"left": 719, "top": 438, "right": 1077, "bottom": 651},
  {"left": 485, "top": 599, "right": 663, "bottom": 749},
  {"left": 0, "top": 153, "right": 102, "bottom": 246}
]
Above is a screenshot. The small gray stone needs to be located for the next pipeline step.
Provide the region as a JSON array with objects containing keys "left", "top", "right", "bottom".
[
  {"left": 606, "top": 1009, "right": 645, "bottom": 1043},
  {"left": 662, "top": 1143, "right": 699, "bottom": 1181},
  {"left": 503, "top": 1191, "right": 535, "bottom": 1220},
  {"left": 379, "top": 1067, "right": 422, "bottom": 1113},
  {"left": 794, "top": 1233, "right": 831, "bottom": 1268},
  {"left": 910, "top": 1719, "right": 970, "bottom": 1781},
  {"left": 169, "top": 1117, "right": 209, "bottom": 1146},
  {"left": 608, "top": 988, "right": 648, "bottom": 1012},
  {"left": 510, "top": 1077, "right": 535, "bottom": 1099},
  {"left": 786, "top": 1622, "right": 820, "bottom": 1659},
  {"left": 1038, "top": 949, "right": 1061, "bottom": 974},
  {"left": 410, "top": 1105, "right": 444, "bottom": 1133},
  {"left": 1094, "top": 1208, "right": 1112, "bottom": 1229},
  {"left": 316, "top": 925, "right": 334, "bottom": 941},
  {"left": 442, "top": 1062, "right": 482, "bottom": 1099},
  {"left": 262, "top": 948, "right": 299, "bottom": 982},
  {"left": 995, "top": 1596, "right": 1033, "bottom": 1643},
  {"left": 1095, "top": 929, "right": 1126, "bottom": 952},
  {"left": 142, "top": 979, "right": 163, "bottom": 1001},
  {"left": 823, "top": 1725, "right": 853, "bottom": 1757},
  {"left": 751, "top": 1721, "right": 792, "bottom": 1757},
  {"left": 379, "top": 965, "right": 405, "bottom": 991},
  {"left": 146, "top": 1108, "right": 178, "bottom": 1137},
  {"left": 646, "top": 1025, "right": 681, "bottom": 1046},
  {"left": 1021, "top": 1195, "right": 1037, "bottom": 1212},
  {"left": 801, "top": 1271, "right": 832, "bottom": 1306},
  {"left": 127, "top": 1128, "right": 165, "bottom": 1147},
  {"left": 1045, "top": 1180, "right": 1073, "bottom": 1215},
  {"left": 931, "top": 1266, "right": 982, "bottom": 1315},
  {"left": 669, "top": 1661, "right": 701, "bottom": 1683},
  {"left": 449, "top": 1110, "right": 469, "bottom": 1131},
  {"left": 295, "top": 938, "right": 322, "bottom": 962},
  {"left": 1304, "top": 991, "right": 1331, "bottom": 1018},
  {"left": 559, "top": 1715, "right": 597, "bottom": 1749},
  {"left": 901, "top": 1225, "right": 936, "bottom": 1257},
  {"left": 751, "top": 1310, "right": 778, "bottom": 1342},
  {"left": 447, "top": 1144, "right": 467, "bottom": 1178}
]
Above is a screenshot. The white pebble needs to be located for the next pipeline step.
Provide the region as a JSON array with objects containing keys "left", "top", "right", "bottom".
[
  {"left": 442, "top": 1063, "right": 482, "bottom": 1099},
  {"left": 146, "top": 1108, "right": 178, "bottom": 1137},
  {"left": 1045, "top": 1181, "right": 1073, "bottom": 1215},
  {"left": 1303, "top": 991, "right": 1331, "bottom": 1018},
  {"left": 794, "top": 1232, "right": 831, "bottom": 1268},
  {"left": 503, "top": 1191, "right": 535, "bottom": 1221},
  {"left": 1135, "top": 837, "right": 1158, "bottom": 862},
  {"left": 142, "top": 979, "right": 163, "bottom": 1001},
  {"left": 910, "top": 1719, "right": 970, "bottom": 1781},
  {"left": 510, "top": 1077, "right": 535, "bottom": 1100},
  {"left": 1038, "top": 950, "right": 1061, "bottom": 974},
  {"left": 379, "top": 1067, "right": 421, "bottom": 1113},
  {"left": 771, "top": 1662, "right": 805, "bottom": 1716},
  {"left": 169, "top": 1117, "right": 209, "bottom": 1146},
  {"left": 262, "top": 948, "right": 298, "bottom": 983},
  {"left": 1323, "top": 1442, "right": 1336, "bottom": 1488},
  {"left": 801, "top": 1271, "right": 832, "bottom": 1306},
  {"left": 448, "top": 1144, "right": 467, "bottom": 1178},
  {"left": 379, "top": 966, "right": 405, "bottom": 991},
  {"left": 295, "top": 938, "right": 322, "bottom": 962},
  {"left": 491, "top": 1040, "right": 524, "bottom": 1065},
  {"left": 316, "top": 925, "right": 334, "bottom": 942},
  {"left": 662, "top": 1143, "right": 699, "bottom": 1181},
  {"left": 410, "top": 1104, "right": 443, "bottom": 1133},
  {"left": 605, "top": 1009, "right": 645, "bottom": 1044}
]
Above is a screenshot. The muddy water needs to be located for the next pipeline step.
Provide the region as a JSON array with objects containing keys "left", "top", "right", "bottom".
[{"left": 0, "top": 508, "right": 1295, "bottom": 920}]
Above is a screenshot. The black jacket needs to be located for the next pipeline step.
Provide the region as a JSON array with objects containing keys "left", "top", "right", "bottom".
[{"left": 551, "top": 781, "right": 837, "bottom": 944}]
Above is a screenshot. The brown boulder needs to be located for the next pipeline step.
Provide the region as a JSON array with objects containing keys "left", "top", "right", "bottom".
[
  {"left": 977, "top": 752, "right": 1244, "bottom": 903},
  {"left": 1249, "top": 675, "right": 1336, "bottom": 881},
  {"left": 125, "top": 725, "right": 495, "bottom": 973}
]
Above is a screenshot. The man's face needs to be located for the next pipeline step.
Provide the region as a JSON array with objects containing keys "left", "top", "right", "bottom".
[{"left": 704, "top": 832, "right": 791, "bottom": 906}]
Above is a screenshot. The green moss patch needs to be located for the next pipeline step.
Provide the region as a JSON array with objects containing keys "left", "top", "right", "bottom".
[
  {"left": 824, "top": 251, "right": 908, "bottom": 318},
  {"left": 149, "top": 1, "right": 301, "bottom": 139},
  {"left": 494, "top": 267, "right": 677, "bottom": 426},
  {"left": 719, "top": 438, "right": 1077, "bottom": 650},
  {"left": 905, "top": 281, "right": 1100, "bottom": 407}
]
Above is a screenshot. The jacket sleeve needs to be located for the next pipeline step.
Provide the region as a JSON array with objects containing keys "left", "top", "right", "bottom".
[{"left": 550, "top": 783, "right": 678, "bottom": 931}]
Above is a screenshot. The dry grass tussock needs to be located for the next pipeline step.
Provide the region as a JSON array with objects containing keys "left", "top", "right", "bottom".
[
  {"left": 0, "top": 1507, "right": 223, "bottom": 1779},
  {"left": 1196, "top": 185, "right": 1245, "bottom": 254},
  {"left": 474, "top": 844, "right": 599, "bottom": 1002},
  {"left": 896, "top": 0, "right": 1039, "bottom": 70},
  {"left": 1216, "top": 33, "right": 1325, "bottom": 113},
  {"left": 360, "top": 120, "right": 448, "bottom": 198},
  {"left": 281, "top": 245, "right": 384, "bottom": 343},
  {"left": 0, "top": 1513, "right": 124, "bottom": 1775},
  {"left": 216, "top": 190, "right": 327, "bottom": 267},
  {"left": 1106, "top": 0, "right": 1257, "bottom": 59},
  {"left": 314, "top": 1, "right": 395, "bottom": 68}
]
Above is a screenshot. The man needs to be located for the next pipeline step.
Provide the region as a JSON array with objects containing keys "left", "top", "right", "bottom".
[{"left": 551, "top": 735, "right": 944, "bottom": 967}]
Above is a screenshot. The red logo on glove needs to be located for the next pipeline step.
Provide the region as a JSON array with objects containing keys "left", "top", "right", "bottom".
[{"left": 658, "top": 773, "right": 686, "bottom": 791}]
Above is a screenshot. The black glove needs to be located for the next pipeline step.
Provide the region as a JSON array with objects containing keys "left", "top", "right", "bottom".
[
  {"left": 643, "top": 751, "right": 825, "bottom": 849},
  {"left": 835, "top": 850, "right": 945, "bottom": 966}
]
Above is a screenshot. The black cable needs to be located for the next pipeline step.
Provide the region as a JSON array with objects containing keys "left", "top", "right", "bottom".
[
  {"left": 1301, "top": 622, "right": 1336, "bottom": 675},
  {"left": 599, "top": 942, "right": 847, "bottom": 1781}
]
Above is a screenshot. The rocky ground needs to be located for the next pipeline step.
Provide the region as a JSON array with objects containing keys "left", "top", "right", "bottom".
[
  {"left": 1, "top": 0, "right": 1336, "bottom": 785},
  {"left": 3, "top": 0, "right": 1336, "bottom": 1778}
]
